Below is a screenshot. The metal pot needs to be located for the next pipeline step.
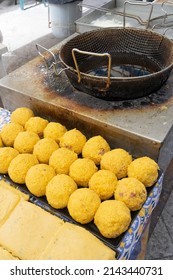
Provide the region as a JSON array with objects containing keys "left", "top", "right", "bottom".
[{"left": 58, "top": 27, "right": 173, "bottom": 101}]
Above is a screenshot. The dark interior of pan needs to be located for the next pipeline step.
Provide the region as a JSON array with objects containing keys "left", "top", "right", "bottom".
[{"left": 59, "top": 27, "right": 173, "bottom": 101}]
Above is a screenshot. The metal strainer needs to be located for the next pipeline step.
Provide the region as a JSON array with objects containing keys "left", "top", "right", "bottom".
[{"left": 59, "top": 27, "right": 173, "bottom": 100}]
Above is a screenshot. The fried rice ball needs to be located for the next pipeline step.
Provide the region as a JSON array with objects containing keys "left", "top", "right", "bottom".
[
  {"left": 82, "top": 135, "right": 110, "bottom": 165},
  {"left": 33, "top": 138, "right": 59, "bottom": 164},
  {"left": 69, "top": 158, "right": 98, "bottom": 187},
  {"left": 59, "top": 128, "right": 86, "bottom": 155},
  {"left": 100, "top": 148, "right": 132, "bottom": 179},
  {"left": 0, "top": 123, "right": 24, "bottom": 147},
  {"left": 49, "top": 147, "right": 77, "bottom": 175},
  {"left": 127, "top": 156, "right": 159, "bottom": 187},
  {"left": 24, "top": 116, "right": 49, "bottom": 137},
  {"left": 67, "top": 188, "right": 101, "bottom": 224},
  {"left": 94, "top": 200, "right": 131, "bottom": 238},
  {"left": 13, "top": 131, "right": 40, "bottom": 154},
  {"left": 43, "top": 122, "right": 67, "bottom": 143},
  {"left": 25, "top": 164, "right": 56, "bottom": 197},
  {"left": 0, "top": 147, "right": 19, "bottom": 174},
  {"left": 10, "top": 107, "right": 34, "bottom": 127},
  {"left": 114, "top": 177, "right": 147, "bottom": 211},
  {"left": 8, "top": 153, "right": 39, "bottom": 184},
  {"left": 89, "top": 170, "right": 118, "bottom": 200},
  {"left": 46, "top": 174, "right": 77, "bottom": 209}
]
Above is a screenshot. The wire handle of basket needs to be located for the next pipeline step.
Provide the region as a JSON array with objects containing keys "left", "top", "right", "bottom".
[
  {"left": 161, "top": 0, "right": 173, "bottom": 16},
  {"left": 72, "top": 48, "right": 112, "bottom": 90},
  {"left": 77, "top": 2, "right": 152, "bottom": 28},
  {"left": 123, "top": 0, "right": 153, "bottom": 29},
  {"left": 35, "top": 43, "right": 67, "bottom": 76},
  {"left": 161, "top": 0, "right": 173, "bottom": 24},
  {"left": 151, "top": 23, "right": 173, "bottom": 37}
]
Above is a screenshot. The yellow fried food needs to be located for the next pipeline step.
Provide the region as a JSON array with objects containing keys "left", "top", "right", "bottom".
[
  {"left": 14, "top": 131, "right": 40, "bottom": 154},
  {"left": 33, "top": 138, "right": 59, "bottom": 164},
  {"left": 67, "top": 188, "right": 101, "bottom": 224},
  {"left": 0, "top": 247, "right": 19, "bottom": 260},
  {"left": 69, "top": 158, "right": 98, "bottom": 187},
  {"left": 0, "top": 123, "right": 24, "bottom": 147},
  {"left": 49, "top": 147, "right": 77, "bottom": 175},
  {"left": 0, "top": 135, "right": 3, "bottom": 147},
  {"left": 25, "top": 116, "right": 48, "bottom": 137},
  {"left": 127, "top": 156, "right": 159, "bottom": 187},
  {"left": 39, "top": 222, "right": 116, "bottom": 260},
  {"left": 0, "top": 181, "right": 23, "bottom": 226},
  {"left": 0, "top": 200, "right": 64, "bottom": 260},
  {"left": 89, "top": 170, "right": 117, "bottom": 200},
  {"left": 0, "top": 147, "right": 19, "bottom": 174},
  {"left": 46, "top": 174, "right": 77, "bottom": 209},
  {"left": 59, "top": 128, "right": 86, "bottom": 155},
  {"left": 82, "top": 135, "right": 110, "bottom": 165},
  {"left": 94, "top": 200, "right": 131, "bottom": 238},
  {"left": 43, "top": 122, "right": 67, "bottom": 143},
  {"left": 0, "top": 180, "right": 29, "bottom": 203},
  {"left": 10, "top": 107, "right": 34, "bottom": 127},
  {"left": 114, "top": 177, "right": 147, "bottom": 211},
  {"left": 100, "top": 148, "right": 132, "bottom": 179},
  {"left": 25, "top": 164, "right": 56, "bottom": 197},
  {"left": 8, "top": 154, "right": 39, "bottom": 184}
]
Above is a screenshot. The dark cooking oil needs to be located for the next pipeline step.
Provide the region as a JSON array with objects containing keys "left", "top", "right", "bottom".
[{"left": 87, "top": 64, "right": 153, "bottom": 78}]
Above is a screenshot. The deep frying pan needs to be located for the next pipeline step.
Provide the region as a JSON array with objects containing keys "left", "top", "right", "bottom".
[
  {"left": 58, "top": 27, "right": 173, "bottom": 100},
  {"left": 36, "top": 27, "right": 173, "bottom": 101}
]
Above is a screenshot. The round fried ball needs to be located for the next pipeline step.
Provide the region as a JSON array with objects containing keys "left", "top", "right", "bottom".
[
  {"left": 82, "top": 135, "right": 110, "bottom": 165},
  {"left": 100, "top": 148, "right": 132, "bottom": 179},
  {"left": 114, "top": 177, "right": 147, "bottom": 211},
  {"left": 25, "top": 116, "right": 48, "bottom": 137},
  {"left": 43, "top": 122, "right": 67, "bottom": 143},
  {"left": 25, "top": 164, "right": 56, "bottom": 197},
  {"left": 46, "top": 174, "right": 77, "bottom": 209},
  {"left": 8, "top": 153, "right": 38, "bottom": 184},
  {"left": 94, "top": 200, "right": 131, "bottom": 238},
  {"left": 10, "top": 107, "right": 34, "bottom": 127},
  {"left": 33, "top": 138, "right": 59, "bottom": 164},
  {"left": 59, "top": 128, "right": 86, "bottom": 155},
  {"left": 0, "top": 123, "right": 24, "bottom": 147},
  {"left": 127, "top": 156, "right": 159, "bottom": 187},
  {"left": 67, "top": 188, "right": 101, "bottom": 224},
  {"left": 0, "top": 147, "right": 19, "bottom": 174},
  {"left": 49, "top": 147, "right": 77, "bottom": 175},
  {"left": 14, "top": 131, "right": 40, "bottom": 153},
  {"left": 89, "top": 170, "right": 117, "bottom": 200},
  {"left": 69, "top": 158, "right": 98, "bottom": 187}
]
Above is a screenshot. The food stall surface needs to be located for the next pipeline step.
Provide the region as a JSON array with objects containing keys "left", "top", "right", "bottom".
[{"left": 0, "top": 0, "right": 173, "bottom": 260}]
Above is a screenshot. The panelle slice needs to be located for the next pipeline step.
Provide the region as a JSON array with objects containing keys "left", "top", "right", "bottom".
[
  {"left": 0, "top": 200, "right": 64, "bottom": 260},
  {"left": 39, "top": 222, "right": 116, "bottom": 260}
]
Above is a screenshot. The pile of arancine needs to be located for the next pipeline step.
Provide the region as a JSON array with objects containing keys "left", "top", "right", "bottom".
[{"left": 0, "top": 107, "right": 159, "bottom": 239}]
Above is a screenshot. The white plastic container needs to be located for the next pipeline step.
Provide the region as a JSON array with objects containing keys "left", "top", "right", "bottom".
[{"left": 49, "top": 1, "right": 82, "bottom": 38}]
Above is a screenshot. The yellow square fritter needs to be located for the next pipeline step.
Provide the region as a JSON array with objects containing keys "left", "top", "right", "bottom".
[
  {"left": 0, "top": 200, "right": 64, "bottom": 260},
  {"left": 0, "top": 247, "right": 19, "bottom": 260},
  {"left": 0, "top": 180, "right": 29, "bottom": 226},
  {"left": 39, "top": 222, "right": 116, "bottom": 260}
]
